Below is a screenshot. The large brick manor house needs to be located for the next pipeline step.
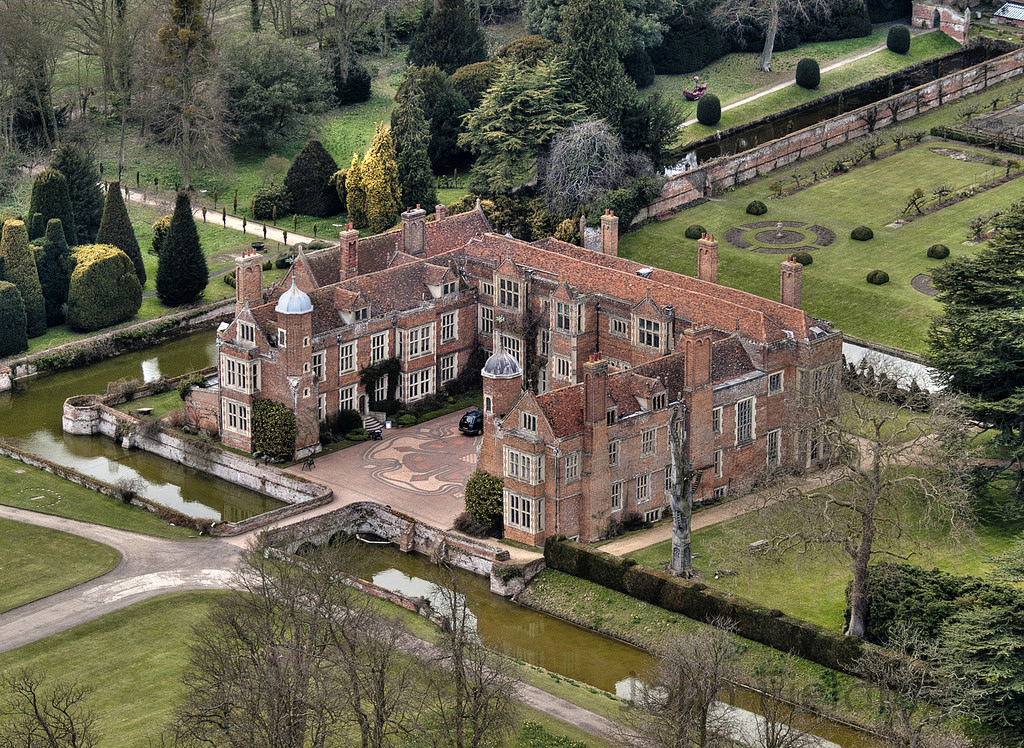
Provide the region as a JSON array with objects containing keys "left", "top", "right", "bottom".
[{"left": 203, "top": 204, "right": 841, "bottom": 545}]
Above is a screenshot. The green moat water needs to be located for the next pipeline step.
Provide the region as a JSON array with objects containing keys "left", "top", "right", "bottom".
[{"left": 0, "top": 330, "right": 280, "bottom": 521}]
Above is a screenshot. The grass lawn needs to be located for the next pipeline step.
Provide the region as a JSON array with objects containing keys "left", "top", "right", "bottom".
[
  {"left": 0, "top": 455, "right": 201, "bottom": 540},
  {"left": 620, "top": 138, "right": 1022, "bottom": 354},
  {"left": 0, "top": 518, "right": 119, "bottom": 612},
  {"left": 0, "top": 589, "right": 617, "bottom": 748},
  {"left": 666, "top": 30, "right": 962, "bottom": 147},
  {"left": 628, "top": 500, "right": 1024, "bottom": 632},
  {"left": 115, "top": 389, "right": 186, "bottom": 419}
]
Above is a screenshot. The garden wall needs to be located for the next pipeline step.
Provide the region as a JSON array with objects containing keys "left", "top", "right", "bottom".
[
  {"left": 61, "top": 394, "right": 333, "bottom": 534},
  {"left": 644, "top": 45, "right": 1024, "bottom": 219},
  {"left": 544, "top": 536, "right": 887, "bottom": 674}
]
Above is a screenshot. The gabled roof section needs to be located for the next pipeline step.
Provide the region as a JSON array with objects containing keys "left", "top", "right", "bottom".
[
  {"left": 424, "top": 263, "right": 453, "bottom": 286},
  {"left": 536, "top": 384, "right": 584, "bottom": 438},
  {"left": 629, "top": 351, "right": 688, "bottom": 397},
  {"left": 287, "top": 250, "right": 320, "bottom": 294},
  {"left": 423, "top": 208, "right": 491, "bottom": 256},
  {"left": 305, "top": 246, "right": 342, "bottom": 287},
  {"left": 711, "top": 337, "right": 755, "bottom": 383}
]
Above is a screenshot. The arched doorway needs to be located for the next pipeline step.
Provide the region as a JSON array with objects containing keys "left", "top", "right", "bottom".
[
  {"left": 359, "top": 394, "right": 367, "bottom": 415},
  {"left": 933, "top": 8, "right": 941, "bottom": 29}
]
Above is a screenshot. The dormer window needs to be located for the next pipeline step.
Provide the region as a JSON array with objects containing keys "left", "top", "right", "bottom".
[
  {"left": 521, "top": 412, "right": 537, "bottom": 433},
  {"left": 238, "top": 321, "right": 255, "bottom": 344},
  {"left": 354, "top": 306, "right": 369, "bottom": 322},
  {"left": 498, "top": 277, "right": 520, "bottom": 309},
  {"left": 652, "top": 393, "right": 666, "bottom": 410},
  {"left": 443, "top": 281, "right": 457, "bottom": 295},
  {"left": 556, "top": 302, "right": 571, "bottom": 332},
  {"left": 637, "top": 318, "right": 661, "bottom": 348},
  {"left": 607, "top": 408, "right": 617, "bottom": 426}
]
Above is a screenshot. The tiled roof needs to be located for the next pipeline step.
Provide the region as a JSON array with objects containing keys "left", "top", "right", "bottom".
[
  {"left": 996, "top": 1, "right": 1024, "bottom": 20},
  {"left": 630, "top": 351, "right": 688, "bottom": 395},
  {"left": 606, "top": 370, "right": 661, "bottom": 418},
  {"left": 711, "top": 337, "right": 754, "bottom": 383},
  {"left": 536, "top": 383, "right": 584, "bottom": 438}
]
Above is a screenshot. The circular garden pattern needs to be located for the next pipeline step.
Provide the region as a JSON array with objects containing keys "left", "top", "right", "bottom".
[{"left": 723, "top": 221, "right": 836, "bottom": 254}]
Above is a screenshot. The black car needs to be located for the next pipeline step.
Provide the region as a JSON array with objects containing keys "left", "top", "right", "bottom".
[{"left": 459, "top": 407, "right": 484, "bottom": 435}]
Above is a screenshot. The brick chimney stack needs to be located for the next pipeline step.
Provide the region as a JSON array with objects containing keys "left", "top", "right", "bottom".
[
  {"left": 402, "top": 205, "right": 427, "bottom": 256},
  {"left": 435, "top": 203, "right": 446, "bottom": 221},
  {"left": 780, "top": 257, "right": 803, "bottom": 309},
  {"left": 697, "top": 233, "right": 718, "bottom": 284},
  {"left": 600, "top": 210, "right": 619, "bottom": 257},
  {"left": 234, "top": 249, "right": 264, "bottom": 314},
  {"left": 583, "top": 356, "right": 609, "bottom": 423},
  {"left": 340, "top": 223, "right": 359, "bottom": 280}
]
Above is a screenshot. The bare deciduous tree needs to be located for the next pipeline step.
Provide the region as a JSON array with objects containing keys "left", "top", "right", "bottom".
[
  {"left": 0, "top": 669, "right": 99, "bottom": 748},
  {"left": 621, "top": 619, "right": 739, "bottom": 747},
  {"left": 750, "top": 652, "right": 821, "bottom": 748},
  {"left": 543, "top": 119, "right": 631, "bottom": 216},
  {"left": 712, "top": 0, "right": 832, "bottom": 72},
  {"left": 751, "top": 369, "right": 974, "bottom": 638}
]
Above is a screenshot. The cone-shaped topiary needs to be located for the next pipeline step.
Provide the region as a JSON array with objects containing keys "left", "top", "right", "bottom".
[
  {"left": 796, "top": 58, "right": 820, "bottom": 89},
  {"left": 27, "top": 169, "right": 76, "bottom": 244},
  {"left": 345, "top": 153, "right": 368, "bottom": 230},
  {"left": 157, "top": 192, "right": 208, "bottom": 306},
  {"left": 0, "top": 219, "right": 46, "bottom": 338},
  {"left": 887, "top": 25, "right": 910, "bottom": 54},
  {"left": 362, "top": 124, "right": 403, "bottom": 234},
  {"left": 685, "top": 224, "right": 706, "bottom": 239},
  {"left": 51, "top": 143, "right": 104, "bottom": 244},
  {"left": 0, "top": 281, "right": 27, "bottom": 357},
  {"left": 96, "top": 181, "right": 146, "bottom": 286},
  {"left": 697, "top": 94, "right": 721, "bottom": 126},
  {"left": 37, "top": 219, "right": 72, "bottom": 326},
  {"left": 67, "top": 244, "right": 143, "bottom": 331},
  {"left": 284, "top": 140, "right": 340, "bottom": 218},
  {"left": 151, "top": 215, "right": 173, "bottom": 257}
]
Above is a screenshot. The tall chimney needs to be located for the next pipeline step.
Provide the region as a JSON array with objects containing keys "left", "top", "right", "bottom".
[
  {"left": 234, "top": 249, "right": 264, "bottom": 314},
  {"left": 697, "top": 233, "right": 718, "bottom": 284},
  {"left": 583, "top": 356, "right": 609, "bottom": 423},
  {"left": 600, "top": 210, "right": 619, "bottom": 257},
  {"left": 340, "top": 223, "right": 359, "bottom": 280},
  {"left": 401, "top": 205, "right": 427, "bottom": 256},
  {"left": 435, "top": 203, "right": 446, "bottom": 221},
  {"left": 579, "top": 215, "right": 587, "bottom": 247},
  {"left": 780, "top": 257, "right": 803, "bottom": 309}
]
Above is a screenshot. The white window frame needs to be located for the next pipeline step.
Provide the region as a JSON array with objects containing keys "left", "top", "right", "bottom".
[
  {"left": 354, "top": 306, "right": 369, "bottom": 322},
  {"left": 611, "top": 481, "right": 623, "bottom": 511},
  {"left": 404, "top": 367, "right": 434, "bottom": 401},
  {"left": 503, "top": 447, "right": 545, "bottom": 485},
  {"left": 479, "top": 306, "right": 494, "bottom": 335},
  {"left": 645, "top": 508, "right": 662, "bottom": 523},
  {"left": 443, "top": 280, "right": 457, "bottom": 296},
  {"left": 440, "top": 353, "right": 457, "bottom": 384},
  {"left": 406, "top": 324, "right": 434, "bottom": 360},
  {"left": 500, "top": 333, "right": 523, "bottom": 366},
  {"left": 714, "top": 449, "right": 723, "bottom": 478},
  {"left": 238, "top": 321, "right": 255, "bottom": 345},
  {"left": 498, "top": 277, "right": 520, "bottom": 309},
  {"left": 339, "top": 385, "right": 356, "bottom": 412},
  {"left": 736, "top": 397, "right": 755, "bottom": 445},
  {"left": 339, "top": 342, "right": 356, "bottom": 374},
  {"left": 609, "top": 439, "right": 620, "bottom": 467},
  {"left": 312, "top": 351, "right": 325, "bottom": 382},
  {"left": 555, "top": 301, "right": 572, "bottom": 332},
  {"left": 223, "top": 356, "right": 259, "bottom": 394},
  {"left": 222, "top": 399, "right": 251, "bottom": 435},
  {"left": 441, "top": 311, "right": 457, "bottom": 342},
  {"left": 610, "top": 318, "right": 628, "bottom": 337},
  {"left": 769, "top": 372, "right": 783, "bottom": 395},
  {"left": 277, "top": 328, "right": 287, "bottom": 347},
  {"left": 521, "top": 412, "right": 537, "bottom": 433},
  {"left": 374, "top": 375, "right": 388, "bottom": 402},
  {"left": 481, "top": 280, "right": 494, "bottom": 297},
  {"left": 318, "top": 393, "right": 327, "bottom": 422},
  {"left": 637, "top": 472, "right": 650, "bottom": 503},
  {"left": 555, "top": 355, "right": 571, "bottom": 380},
  {"left": 712, "top": 406, "right": 723, "bottom": 434},
  {"left": 564, "top": 452, "right": 580, "bottom": 482},
  {"left": 371, "top": 331, "right": 389, "bottom": 363},
  {"left": 504, "top": 490, "right": 543, "bottom": 532},
  {"left": 652, "top": 393, "right": 666, "bottom": 410},
  {"left": 713, "top": 485, "right": 728, "bottom": 499},
  {"left": 767, "top": 428, "right": 781, "bottom": 465}
]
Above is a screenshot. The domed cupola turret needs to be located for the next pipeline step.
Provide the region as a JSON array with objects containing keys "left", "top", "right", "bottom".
[
  {"left": 275, "top": 279, "right": 313, "bottom": 315},
  {"left": 482, "top": 346, "right": 522, "bottom": 380}
]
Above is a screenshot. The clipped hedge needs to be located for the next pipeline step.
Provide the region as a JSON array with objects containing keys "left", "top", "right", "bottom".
[
  {"left": 544, "top": 536, "right": 873, "bottom": 674},
  {"left": 887, "top": 25, "right": 910, "bottom": 54},
  {"left": 696, "top": 93, "right": 721, "bottom": 126},
  {"left": 66, "top": 244, "right": 143, "bottom": 332},
  {"left": 927, "top": 243, "right": 949, "bottom": 259},
  {"left": 866, "top": 269, "right": 889, "bottom": 285},
  {"left": 796, "top": 58, "right": 820, "bottom": 89},
  {"left": 684, "top": 224, "right": 706, "bottom": 240},
  {"left": 792, "top": 251, "right": 813, "bottom": 265},
  {"left": 252, "top": 183, "right": 292, "bottom": 221},
  {"left": 851, "top": 225, "right": 873, "bottom": 241},
  {"left": 252, "top": 398, "right": 297, "bottom": 460},
  {"left": 746, "top": 200, "right": 767, "bottom": 216}
]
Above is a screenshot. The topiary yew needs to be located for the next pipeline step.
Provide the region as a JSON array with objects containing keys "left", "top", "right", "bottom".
[
  {"left": 96, "top": 181, "right": 146, "bottom": 286},
  {"left": 0, "top": 219, "right": 46, "bottom": 338},
  {"left": 685, "top": 224, "right": 706, "bottom": 239},
  {"left": 793, "top": 251, "right": 814, "bottom": 265},
  {"left": 27, "top": 169, "right": 76, "bottom": 244},
  {"left": 851, "top": 225, "right": 874, "bottom": 241},
  {"left": 0, "top": 281, "right": 27, "bottom": 357},
  {"left": 66, "top": 244, "right": 143, "bottom": 331},
  {"left": 746, "top": 200, "right": 768, "bottom": 216},
  {"left": 252, "top": 398, "right": 297, "bottom": 460},
  {"left": 927, "top": 243, "right": 950, "bottom": 259},
  {"left": 362, "top": 124, "right": 402, "bottom": 234},
  {"left": 252, "top": 183, "right": 292, "bottom": 221},
  {"left": 696, "top": 93, "right": 721, "bottom": 126},
  {"left": 887, "top": 25, "right": 910, "bottom": 54},
  {"left": 151, "top": 215, "right": 173, "bottom": 256},
  {"left": 464, "top": 468, "right": 504, "bottom": 532},
  {"left": 157, "top": 192, "right": 208, "bottom": 306},
  {"left": 284, "top": 140, "right": 341, "bottom": 218},
  {"left": 37, "top": 219, "right": 72, "bottom": 326},
  {"left": 796, "top": 58, "right": 820, "bottom": 89},
  {"left": 51, "top": 143, "right": 104, "bottom": 244},
  {"left": 866, "top": 269, "right": 889, "bottom": 285}
]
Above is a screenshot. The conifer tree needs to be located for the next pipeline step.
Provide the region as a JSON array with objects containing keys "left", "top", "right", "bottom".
[
  {"left": 97, "top": 181, "right": 147, "bottom": 285},
  {"left": 67, "top": 244, "right": 143, "bottom": 331},
  {"left": 27, "top": 169, "right": 77, "bottom": 244},
  {"left": 0, "top": 282, "right": 28, "bottom": 357},
  {"left": 345, "top": 153, "right": 368, "bottom": 230},
  {"left": 157, "top": 192, "right": 208, "bottom": 306},
  {"left": 399, "top": 67, "right": 470, "bottom": 175},
  {"left": 284, "top": 140, "right": 341, "bottom": 218},
  {"left": 0, "top": 220, "right": 46, "bottom": 338},
  {"left": 37, "top": 219, "right": 72, "bottom": 326},
  {"left": 407, "top": 0, "right": 488, "bottom": 74},
  {"left": 362, "top": 125, "right": 403, "bottom": 234},
  {"left": 51, "top": 143, "right": 104, "bottom": 244},
  {"left": 391, "top": 80, "right": 436, "bottom": 211}
]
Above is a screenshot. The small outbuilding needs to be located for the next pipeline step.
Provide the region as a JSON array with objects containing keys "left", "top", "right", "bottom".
[{"left": 994, "top": 1, "right": 1024, "bottom": 27}]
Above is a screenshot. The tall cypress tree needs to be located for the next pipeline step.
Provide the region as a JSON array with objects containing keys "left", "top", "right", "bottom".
[
  {"left": 284, "top": 140, "right": 341, "bottom": 218},
  {"left": 0, "top": 282, "right": 28, "bottom": 357},
  {"left": 156, "top": 191, "right": 208, "bottom": 306},
  {"left": 97, "top": 181, "right": 147, "bottom": 286},
  {"left": 51, "top": 143, "right": 104, "bottom": 244},
  {"left": 27, "top": 169, "right": 77, "bottom": 243},
  {"left": 362, "top": 125, "right": 402, "bottom": 234},
  {"left": 391, "top": 79, "right": 437, "bottom": 210},
  {"left": 345, "top": 153, "right": 368, "bottom": 230},
  {"left": 0, "top": 219, "right": 46, "bottom": 337},
  {"left": 407, "top": 0, "right": 488, "bottom": 74},
  {"left": 37, "top": 219, "right": 72, "bottom": 326}
]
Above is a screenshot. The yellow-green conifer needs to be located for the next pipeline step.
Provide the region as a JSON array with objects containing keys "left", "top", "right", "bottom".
[
  {"left": 345, "top": 153, "right": 368, "bottom": 230},
  {"left": 362, "top": 124, "right": 402, "bottom": 234}
]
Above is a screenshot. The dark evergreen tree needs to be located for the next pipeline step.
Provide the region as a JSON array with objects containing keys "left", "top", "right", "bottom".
[
  {"left": 391, "top": 78, "right": 437, "bottom": 210},
  {"left": 399, "top": 67, "right": 470, "bottom": 174},
  {"left": 284, "top": 140, "right": 342, "bottom": 218},
  {"left": 96, "top": 181, "right": 147, "bottom": 286},
  {"left": 37, "top": 219, "right": 72, "bottom": 326},
  {"left": 0, "top": 281, "right": 28, "bottom": 357},
  {"left": 66, "top": 244, "right": 143, "bottom": 331},
  {"left": 156, "top": 192, "right": 208, "bottom": 306},
  {"left": 407, "top": 0, "right": 488, "bottom": 75},
  {"left": 0, "top": 219, "right": 46, "bottom": 337},
  {"left": 26, "top": 169, "right": 76, "bottom": 244},
  {"left": 50, "top": 143, "right": 104, "bottom": 244},
  {"left": 556, "top": 0, "right": 635, "bottom": 125}
]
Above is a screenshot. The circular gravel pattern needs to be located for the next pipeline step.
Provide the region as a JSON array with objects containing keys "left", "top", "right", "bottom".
[
  {"left": 723, "top": 220, "right": 837, "bottom": 254},
  {"left": 911, "top": 273, "right": 939, "bottom": 296},
  {"left": 754, "top": 229, "right": 806, "bottom": 244}
]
